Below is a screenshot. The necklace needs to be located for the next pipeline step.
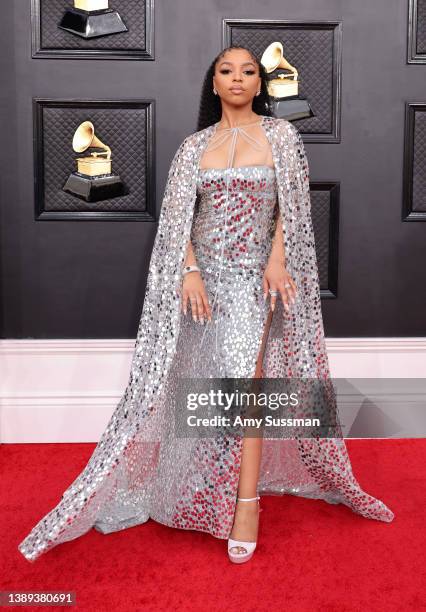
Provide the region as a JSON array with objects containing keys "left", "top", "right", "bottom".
[{"left": 207, "top": 117, "right": 265, "bottom": 169}]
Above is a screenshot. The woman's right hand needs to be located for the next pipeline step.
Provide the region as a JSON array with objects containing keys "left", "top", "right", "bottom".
[{"left": 180, "top": 271, "right": 212, "bottom": 323}]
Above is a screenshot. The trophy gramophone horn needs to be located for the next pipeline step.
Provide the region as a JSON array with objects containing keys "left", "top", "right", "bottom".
[
  {"left": 63, "top": 120, "right": 126, "bottom": 202},
  {"left": 260, "top": 42, "right": 298, "bottom": 79},
  {"left": 260, "top": 41, "right": 314, "bottom": 122},
  {"left": 72, "top": 121, "right": 111, "bottom": 160}
]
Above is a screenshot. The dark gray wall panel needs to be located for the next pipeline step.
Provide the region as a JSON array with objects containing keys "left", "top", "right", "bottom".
[
  {"left": 32, "top": 0, "right": 154, "bottom": 59},
  {"left": 403, "top": 103, "right": 426, "bottom": 220},
  {"left": 224, "top": 19, "right": 342, "bottom": 141},
  {"left": 1, "top": 0, "right": 426, "bottom": 338}
]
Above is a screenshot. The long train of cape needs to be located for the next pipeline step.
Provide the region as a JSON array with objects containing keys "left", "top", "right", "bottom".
[{"left": 18, "top": 115, "right": 394, "bottom": 562}]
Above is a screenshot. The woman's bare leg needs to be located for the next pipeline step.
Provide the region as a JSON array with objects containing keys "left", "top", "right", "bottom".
[{"left": 229, "top": 309, "right": 272, "bottom": 546}]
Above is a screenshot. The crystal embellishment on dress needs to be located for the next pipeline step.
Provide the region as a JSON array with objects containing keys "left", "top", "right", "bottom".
[
  {"left": 197, "top": 120, "right": 271, "bottom": 351},
  {"left": 193, "top": 164, "right": 277, "bottom": 358}
]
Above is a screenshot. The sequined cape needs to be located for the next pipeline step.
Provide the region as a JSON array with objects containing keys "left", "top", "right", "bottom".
[{"left": 18, "top": 115, "right": 394, "bottom": 563}]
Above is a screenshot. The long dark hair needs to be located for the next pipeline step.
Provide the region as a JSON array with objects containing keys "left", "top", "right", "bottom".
[{"left": 196, "top": 45, "right": 274, "bottom": 132}]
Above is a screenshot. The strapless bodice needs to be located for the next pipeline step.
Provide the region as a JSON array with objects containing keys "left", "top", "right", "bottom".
[{"left": 192, "top": 165, "right": 278, "bottom": 278}]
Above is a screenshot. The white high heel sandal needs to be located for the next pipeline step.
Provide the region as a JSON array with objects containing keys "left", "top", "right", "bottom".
[{"left": 228, "top": 495, "right": 261, "bottom": 564}]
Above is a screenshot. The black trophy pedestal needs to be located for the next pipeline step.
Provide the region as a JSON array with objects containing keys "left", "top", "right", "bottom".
[
  {"left": 58, "top": 8, "right": 128, "bottom": 39},
  {"left": 63, "top": 172, "right": 126, "bottom": 202},
  {"left": 272, "top": 97, "right": 315, "bottom": 122}
]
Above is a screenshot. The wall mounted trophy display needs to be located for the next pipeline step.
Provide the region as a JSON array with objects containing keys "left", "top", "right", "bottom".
[
  {"left": 63, "top": 121, "right": 127, "bottom": 202},
  {"left": 58, "top": 0, "right": 128, "bottom": 39},
  {"left": 261, "top": 42, "right": 314, "bottom": 122}
]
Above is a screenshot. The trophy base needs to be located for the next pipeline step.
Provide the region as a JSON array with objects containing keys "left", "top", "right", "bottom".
[
  {"left": 272, "top": 97, "right": 315, "bottom": 122},
  {"left": 58, "top": 8, "right": 128, "bottom": 39},
  {"left": 63, "top": 172, "right": 127, "bottom": 202}
]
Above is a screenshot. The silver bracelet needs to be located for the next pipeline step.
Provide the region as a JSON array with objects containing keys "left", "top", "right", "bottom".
[{"left": 182, "top": 264, "right": 201, "bottom": 277}]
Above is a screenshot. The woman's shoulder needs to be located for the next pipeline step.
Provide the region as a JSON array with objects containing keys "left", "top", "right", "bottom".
[{"left": 269, "top": 116, "right": 302, "bottom": 141}]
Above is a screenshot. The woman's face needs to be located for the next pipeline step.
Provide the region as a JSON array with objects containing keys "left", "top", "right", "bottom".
[{"left": 212, "top": 49, "right": 261, "bottom": 107}]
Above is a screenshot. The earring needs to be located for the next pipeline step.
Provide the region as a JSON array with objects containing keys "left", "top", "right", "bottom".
[
  {"left": 213, "top": 88, "right": 218, "bottom": 95},
  {"left": 256, "top": 90, "right": 261, "bottom": 96}
]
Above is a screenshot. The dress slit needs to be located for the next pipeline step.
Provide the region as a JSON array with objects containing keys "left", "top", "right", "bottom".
[{"left": 254, "top": 308, "right": 273, "bottom": 379}]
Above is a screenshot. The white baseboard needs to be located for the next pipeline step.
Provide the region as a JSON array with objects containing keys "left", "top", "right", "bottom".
[{"left": 1, "top": 338, "right": 426, "bottom": 442}]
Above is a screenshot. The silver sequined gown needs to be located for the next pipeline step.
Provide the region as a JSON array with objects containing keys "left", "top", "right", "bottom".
[
  {"left": 136, "top": 165, "right": 280, "bottom": 537},
  {"left": 179, "top": 164, "right": 277, "bottom": 375},
  {"left": 18, "top": 117, "right": 394, "bottom": 563}
]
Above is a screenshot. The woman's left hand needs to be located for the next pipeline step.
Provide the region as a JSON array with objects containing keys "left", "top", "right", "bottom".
[{"left": 263, "top": 258, "right": 297, "bottom": 312}]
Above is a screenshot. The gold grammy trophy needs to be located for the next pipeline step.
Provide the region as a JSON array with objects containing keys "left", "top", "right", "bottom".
[
  {"left": 260, "top": 42, "right": 314, "bottom": 121},
  {"left": 63, "top": 121, "right": 126, "bottom": 202},
  {"left": 58, "top": 0, "right": 128, "bottom": 39}
]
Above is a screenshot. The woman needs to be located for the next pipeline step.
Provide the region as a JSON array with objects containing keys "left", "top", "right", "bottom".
[{"left": 18, "top": 45, "right": 394, "bottom": 565}]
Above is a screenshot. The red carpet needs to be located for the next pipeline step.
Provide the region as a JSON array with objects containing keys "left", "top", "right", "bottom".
[{"left": 1, "top": 439, "right": 425, "bottom": 611}]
